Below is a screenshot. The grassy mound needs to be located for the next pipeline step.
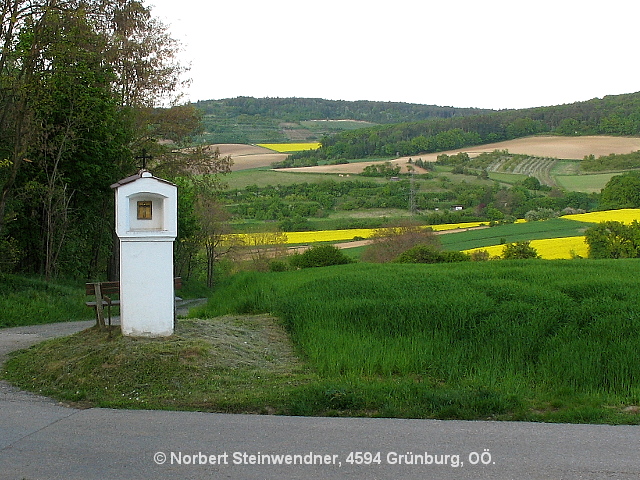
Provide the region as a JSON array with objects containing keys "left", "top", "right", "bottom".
[
  {"left": 3, "top": 316, "right": 313, "bottom": 413},
  {"left": 192, "top": 260, "right": 640, "bottom": 422}
]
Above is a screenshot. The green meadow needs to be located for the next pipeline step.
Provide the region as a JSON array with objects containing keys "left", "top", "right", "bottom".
[
  {"left": 439, "top": 218, "right": 595, "bottom": 251},
  {"left": 554, "top": 173, "right": 621, "bottom": 193},
  {"left": 195, "top": 261, "right": 640, "bottom": 392},
  {"left": 0, "top": 274, "right": 90, "bottom": 328},
  {"left": 185, "top": 260, "right": 640, "bottom": 422}
]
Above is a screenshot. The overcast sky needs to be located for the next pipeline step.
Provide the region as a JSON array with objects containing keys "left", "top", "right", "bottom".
[{"left": 148, "top": 0, "right": 639, "bottom": 110}]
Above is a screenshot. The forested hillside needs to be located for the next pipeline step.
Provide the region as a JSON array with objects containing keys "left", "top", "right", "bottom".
[
  {"left": 193, "top": 97, "right": 494, "bottom": 144},
  {"left": 195, "top": 97, "right": 493, "bottom": 123},
  {"left": 290, "top": 92, "right": 640, "bottom": 161}
]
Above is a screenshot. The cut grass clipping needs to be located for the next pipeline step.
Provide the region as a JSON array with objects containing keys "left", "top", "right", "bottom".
[
  {"left": 5, "top": 260, "right": 640, "bottom": 423},
  {"left": 4, "top": 315, "right": 315, "bottom": 413}
]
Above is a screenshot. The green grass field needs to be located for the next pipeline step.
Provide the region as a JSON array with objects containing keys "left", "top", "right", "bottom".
[
  {"left": 486, "top": 171, "right": 528, "bottom": 184},
  {"left": 187, "top": 260, "right": 640, "bottom": 422},
  {"left": 554, "top": 173, "right": 618, "bottom": 193},
  {"left": 6, "top": 260, "right": 640, "bottom": 423},
  {"left": 439, "top": 218, "right": 595, "bottom": 251},
  {"left": 225, "top": 169, "right": 390, "bottom": 190},
  {"left": 0, "top": 274, "right": 90, "bottom": 328},
  {"left": 194, "top": 261, "right": 640, "bottom": 389}
]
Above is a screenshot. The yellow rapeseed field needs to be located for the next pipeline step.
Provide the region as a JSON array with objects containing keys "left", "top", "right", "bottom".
[
  {"left": 231, "top": 209, "right": 640, "bottom": 259},
  {"left": 561, "top": 208, "right": 640, "bottom": 224},
  {"left": 257, "top": 143, "right": 321, "bottom": 152},
  {"left": 531, "top": 237, "right": 589, "bottom": 259},
  {"left": 464, "top": 209, "right": 640, "bottom": 259},
  {"left": 429, "top": 222, "right": 488, "bottom": 231},
  {"left": 229, "top": 228, "right": 370, "bottom": 245},
  {"left": 464, "top": 237, "right": 589, "bottom": 260},
  {"left": 231, "top": 222, "right": 488, "bottom": 246},
  {"left": 283, "top": 229, "right": 373, "bottom": 244}
]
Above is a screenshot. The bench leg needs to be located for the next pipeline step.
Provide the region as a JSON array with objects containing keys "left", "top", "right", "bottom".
[{"left": 94, "top": 284, "right": 106, "bottom": 329}]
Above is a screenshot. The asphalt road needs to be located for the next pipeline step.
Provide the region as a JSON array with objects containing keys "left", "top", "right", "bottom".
[{"left": 1, "top": 320, "right": 639, "bottom": 480}]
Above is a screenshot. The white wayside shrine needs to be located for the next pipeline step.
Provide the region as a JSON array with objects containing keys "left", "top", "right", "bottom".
[{"left": 111, "top": 170, "right": 178, "bottom": 337}]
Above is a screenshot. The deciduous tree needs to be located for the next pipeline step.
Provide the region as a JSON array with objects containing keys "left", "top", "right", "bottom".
[
  {"left": 0, "top": 0, "right": 191, "bottom": 277},
  {"left": 584, "top": 221, "right": 640, "bottom": 259},
  {"left": 501, "top": 241, "right": 540, "bottom": 260},
  {"left": 362, "top": 222, "right": 440, "bottom": 263},
  {"left": 600, "top": 171, "right": 640, "bottom": 209}
]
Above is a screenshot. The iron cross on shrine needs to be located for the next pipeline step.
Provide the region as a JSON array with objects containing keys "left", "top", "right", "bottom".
[{"left": 136, "top": 149, "right": 153, "bottom": 170}]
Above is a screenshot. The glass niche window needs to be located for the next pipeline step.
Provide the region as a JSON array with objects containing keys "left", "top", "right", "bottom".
[{"left": 137, "top": 200, "right": 153, "bottom": 220}]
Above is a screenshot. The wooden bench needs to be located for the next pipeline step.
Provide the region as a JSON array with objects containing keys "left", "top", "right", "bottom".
[{"left": 86, "top": 277, "right": 182, "bottom": 328}]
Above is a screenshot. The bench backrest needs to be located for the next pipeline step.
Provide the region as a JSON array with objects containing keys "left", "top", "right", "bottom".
[
  {"left": 86, "top": 277, "right": 182, "bottom": 296},
  {"left": 86, "top": 281, "right": 120, "bottom": 296}
]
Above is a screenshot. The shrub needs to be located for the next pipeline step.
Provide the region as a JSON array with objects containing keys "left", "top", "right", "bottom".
[
  {"left": 269, "top": 260, "right": 289, "bottom": 272},
  {"left": 524, "top": 208, "right": 559, "bottom": 222},
  {"left": 522, "top": 176, "right": 542, "bottom": 190},
  {"left": 289, "top": 245, "right": 353, "bottom": 269},
  {"left": 361, "top": 222, "right": 440, "bottom": 263},
  {"left": 439, "top": 250, "right": 471, "bottom": 263},
  {"left": 395, "top": 245, "right": 442, "bottom": 263},
  {"left": 584, "top": 220, "right": 640, "bottom": 259},
  {"left": 361, "top": 161, "right": 401, "bottom": 177},
  {"left": 278, "top": 215, "right": 314, "bottom": 232},
  {"left": 394, "top": 245, "right": 470, "bottom": 264},
  {"left": 599, "top": 171, "right": 640, "bottom": 208},
  {"left": 0, "top": 236, "right": 21, "bottom": 273},
  {"left": 501, "top": 241, "right": 540, "bottom": 259},
  {"left": 469, "top": 249, "right": 490, "bottom": 261}
]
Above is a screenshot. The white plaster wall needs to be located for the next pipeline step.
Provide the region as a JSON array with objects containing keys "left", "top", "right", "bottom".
[
  {"left": 119, "top": 239, "right": 175, "bottom": 337},
  {"left": 115, "top": 176, "right": 177, "bottom": 239}
]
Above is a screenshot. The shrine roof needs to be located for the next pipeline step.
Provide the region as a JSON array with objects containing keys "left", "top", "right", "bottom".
[{"left": 110, "top": 170, "right": 176, "bottom": 189}]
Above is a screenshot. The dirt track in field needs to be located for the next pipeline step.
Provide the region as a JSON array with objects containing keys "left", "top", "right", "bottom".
[{"left": 212, "top": 143, "right": 289, "bottom": 171}]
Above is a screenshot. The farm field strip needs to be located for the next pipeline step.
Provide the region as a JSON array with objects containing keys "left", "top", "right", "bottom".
[
  {"left": 230, "top": 209, "right": 640, "bottom": 256},
  {"left": 562, "top": 208, "right": 640, "bottom": 224},
  {"left": 464, "top": 236, "right": 588, "bottom": 259},
  {"left": 487, "top": 155, "right": 557, "bottom": 186},
  {"left": 257, "top": 142, "right": 321, "bottom": 152},
  {"left": 462, "top": 209, "right": 640, "bottom": 259},
  {"left": 188, "top": 259, "right": 640, "bottom": 423},
  {"left": 229, "top": 222, "right": 487, "bottom": 245},
  {"left": 276, "top": 135, "right": 640, "bottom": 176},
  {"left": 554, "top": 173, "right": 618, "bottom": 193}
]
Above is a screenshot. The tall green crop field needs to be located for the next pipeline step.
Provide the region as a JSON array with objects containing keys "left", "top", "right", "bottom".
[{"left": 196, "top": 260, "right": 640, "bottom": 399}]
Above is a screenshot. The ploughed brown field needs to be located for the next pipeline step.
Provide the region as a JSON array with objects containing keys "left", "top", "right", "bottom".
[
  {"left": 212, "top": 136, "right": 640, "bottom": 173},
  {"left": 212, "top": 144, "right": 288, "bottom": 171}
]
